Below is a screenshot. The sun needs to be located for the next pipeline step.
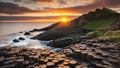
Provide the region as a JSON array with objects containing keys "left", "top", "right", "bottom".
[
  {"left": 60, "top": 17, "right": 69, "bottom": 26},
  {"left": 61, "top": 18, "right": 67, "bottom": 22},
  {"left": 60, "top": 17, "right": 70, "bottom": 26}
]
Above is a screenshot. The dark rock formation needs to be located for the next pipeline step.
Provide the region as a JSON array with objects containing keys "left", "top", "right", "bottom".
[
  {"left": 0, "top": 46, "right": 81, "bottom": 68},
  {"left": 59, "top": 39, "right": 120, "bottom": 68},
  {"left": 18, "top": 37, "right": 25, "bottom": 40},
  {"left": 24, "top": 32, "right": 30, "bottom": 35},
  {"left": 32, "top": 25, "right": 91, "bottom": 41},
  {"left": 48, "top": 36, "right": 82, "bottom": 48},
  {"left": 0, "top": 40, "right": 119, "bottom": 68},
  {"left": 29, "top": 23, "right": 60, "bottom": 32},
  {"left": 48, "top": 36, "right": 91, "bottom": 48},
  {"left": 80, "top": 7, "right": 119, "bottom": 21},
  {"left": 13, "top": 39, "right": 19, "bottom": 43}
]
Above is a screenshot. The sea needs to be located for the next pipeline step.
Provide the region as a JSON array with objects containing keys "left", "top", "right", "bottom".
[{"left": 0, "top": 22, "right": 61, "bottom": 50}]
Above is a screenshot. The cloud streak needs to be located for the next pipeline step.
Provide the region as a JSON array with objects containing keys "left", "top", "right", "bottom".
[
  {"left": 0, "top": 2, "right": 39, "bottom": 14},
  {"left": 0, "top": 0, "right": 120, "bottom": 22},
  {"left": 0, "top": 0, "right": 120, "bottom": 15},
  {"left": 42, "top": 0, "right": 120, "bottom": 14},
  {"left": 0, "top": 16, "right": 77, "bottom": 22}
]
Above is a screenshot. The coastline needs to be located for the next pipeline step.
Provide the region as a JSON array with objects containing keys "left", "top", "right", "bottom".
[
  {"left": 0, "top": 38, "right": 119, "bottom": 68},
  {"left": 0, "top": 7, "right": 120, "bottom": 68},
  {"left": 0, "top": 46, "right": 81, "bottom": 68}
]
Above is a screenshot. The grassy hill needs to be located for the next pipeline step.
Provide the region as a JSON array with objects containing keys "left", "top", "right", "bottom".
[
  {"left": 102, "top": 31, "right": 120, "bottom": 43},
  {"left": 32, "top": 7, "right": 120, "bottom": 42},
  {"left": 83, "top": 17, "right": 118, "bottom": 30}
]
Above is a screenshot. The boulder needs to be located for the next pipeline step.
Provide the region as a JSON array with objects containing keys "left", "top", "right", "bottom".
[
  {"left": 24, "top": 32, "right": 30, "bottom": 35},
  {"left": 13, "top": 39, "right": 19, "bottom": 43},
  {"left": 18, "top": 37, "right": 25, "bottom": 40}
]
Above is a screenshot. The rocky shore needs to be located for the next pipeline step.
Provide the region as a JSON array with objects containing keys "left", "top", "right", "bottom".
[
  {"left": 0, "top": 38, "right": 119, "bottom": 68},
  {"left": 47, "top": 36, "right": 90, "bottom": 48},
  {"left": 60, "top": 39, "right": 120, "bottom": 68},
  {"left": 0, "top": 46, "right": 81, "bottom": 68}
]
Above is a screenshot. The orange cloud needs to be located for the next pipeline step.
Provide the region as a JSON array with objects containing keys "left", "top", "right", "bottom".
[
  {"left": 0, "top": 0, "right": 120, "bottom": 23},
  {"left": 1, "top": 0, "right": 120, "bottom": 15},
  {"left": 0, "top": 16, "right": 77, "bottom": 23}
]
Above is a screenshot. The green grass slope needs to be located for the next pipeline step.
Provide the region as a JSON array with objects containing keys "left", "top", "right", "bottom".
[
  {"left": 83, "top": 17, "right": 118, "bottom": 30},
  {"left": 86, "top": 30, "right": 120, "bottom": 43},
  {"left": 101, "top": 30, "right": 120, "bottom": 43}
]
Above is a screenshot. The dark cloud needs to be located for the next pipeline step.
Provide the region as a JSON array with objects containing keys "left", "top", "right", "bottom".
[
  {"left": 0, "top": 2, "right": 39, "bottom": 14},
  {"left": 92, "top": 0, "right": 120, "bottom": 7},
  {"left": 57, "top": 0, "right": 66, "bottom": 5},
  {"left": 46, "top": 0, "right": 120, "bottom": 14},
  {"left": 0, "top": 0, "right": 120, "bottom": 14},
  {"left": 104, "top": 0, "right": 120, "bottom": 7}
]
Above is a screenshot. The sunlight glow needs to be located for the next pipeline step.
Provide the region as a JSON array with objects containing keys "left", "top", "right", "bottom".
[
  {"left": 61, "top": 18, "right": 67, "bottom": 22},
  {"left": 60, "top": 17, "right": 70, "bottom": 26}
]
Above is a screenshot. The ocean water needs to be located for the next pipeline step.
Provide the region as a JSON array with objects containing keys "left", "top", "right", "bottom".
[
  {"left": 0, "top": 22, "right": 60, "bottom": 50},
  {"left": 0, "top": 22, "right": 53, "bottom": 36}
]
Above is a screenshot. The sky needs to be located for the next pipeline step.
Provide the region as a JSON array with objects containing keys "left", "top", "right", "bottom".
[{"left": 0, "top": 0, "right": 120, "bottom": 23}]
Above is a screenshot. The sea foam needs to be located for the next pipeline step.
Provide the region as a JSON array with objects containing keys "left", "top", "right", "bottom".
[{"left": 0, "top": 32, "right": 49, "bottom": 49}]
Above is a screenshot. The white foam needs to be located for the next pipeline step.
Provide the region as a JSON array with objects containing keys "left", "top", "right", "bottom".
[{"left": 0, "top": 32, "right": 50, "bottom": 49}]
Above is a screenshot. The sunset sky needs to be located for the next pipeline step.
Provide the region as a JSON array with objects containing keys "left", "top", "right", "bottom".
[{"left": 0, "top": 0, "right": 120, "bottom": 23}]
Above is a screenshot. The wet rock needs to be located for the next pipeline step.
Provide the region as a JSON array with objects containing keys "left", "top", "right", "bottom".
[
  {"left": 0, "top": 56, "right": 5, "bottom": 65},
  {"left": 18, "top": 37, "right": 25, "bottom": 40},
  {"left": 24, "top": 32, "right": 30, "bottom": 35},
  {"left": 19, "top": 31, "right": 23, "bottom": 33},
  {"left": 0, "top": 46, "right": 82, "bottom": 68},
  {"left": 60, "top": 39, "right": 120, "bottom": 68},
  {"left": 29, "top": 29, "right": 40, "bottom": 32},
  {"left": 1, "top": 63, "right": 17, "bottom": 68},
  {"left": 15, "top": 59, "right": 24, "bottom": 67},
  {"left": 13, "top": 39, "right": 19, "bottom": 43},
  {"left": 4, "top": 60, "right": 14, "bottom": 65},
  {"left": 48, "top": 37, "right": 82, "bottom": 48},
  {"left": 98, "top": 39, "right": 106, "bottom": 43}
]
